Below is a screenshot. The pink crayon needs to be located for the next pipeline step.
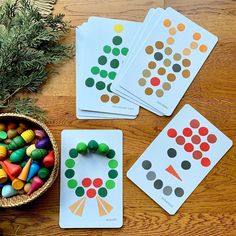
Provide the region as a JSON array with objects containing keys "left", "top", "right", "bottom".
[{"left": 27, "top": 176, "right": 44, "bottom": 195}]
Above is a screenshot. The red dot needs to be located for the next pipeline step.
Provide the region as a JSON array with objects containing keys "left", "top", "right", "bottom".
[
  {"left": 93, "top": 178, "right": 103, "bottom": 188},
  {"left": 191, "top": 135, "right": 201, "bottom": 144},
  {"left": 183, "top": 128, "right": 193, "bottom": 137},
  {"left": 193, "top": 150, "right": 202, "bottom": 159},
  {"left": 150, "top": 77, "right": 160, "bottom": 86},
  {"left": 207, "top": 134, "right": 217, "bottom": 143},
  {"left": 86, "top": 188, "right": 97, "bottom": 198},
  {"left": 200, "top": 142, "right": 210, "bottom": 152},
  {"left": 184, "top": 143, "right": 194, "bottom": 152},
  {"left": 201, "top": 157, "right": 211, "bottom": 167},
  {"left": 199, "top": 127, "right": 209, "bottom": 136},
  {"left": 82, "top": 178, "right": 92, "bottom": 187},
  {"left": 190, "top": 119, "right": 200, "bottom": 128},
  {"left": 167, "top": 128, "right": 177, "bottom": 138},
  {"left": 176, "top": 135, "right": 185, "bottom": 145}
]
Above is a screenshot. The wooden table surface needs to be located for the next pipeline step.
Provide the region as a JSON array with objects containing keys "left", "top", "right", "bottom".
[{"left": 1, "top": 0, "right": 236, "bottom": 235}]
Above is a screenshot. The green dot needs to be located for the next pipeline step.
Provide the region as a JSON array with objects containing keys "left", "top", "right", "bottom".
[
  {"left": 65, "top": 169, "right": 75, "bottom": 179},
  {"left": 108, "top": 159, "right": 118, "bottom": 169},
  {"left": 98, "top": 187, "right": 107, "bottom": 197},
  {"left": 103, "top": 45, "right": 111, "bottom": 53},
  {"left": 76, "top": 186, "right": 85, "bottom": 197},
  {"left": 121, "top": 47, "right": 129, "bottom": 56},
  {"left": 96, "top": 81, "right": 106, "bottom": 90},
  {"left": 69, "top": 148, "right": 78, "bottom": 158},
  {"left": 65, "top": 159, "right": 75, "bottom": 168},
  {"left": 85, "top": 78, "right": 94, "bottom": 87},
  {"left": 91, "top": 66, "right": 100, "bottom": 75},
  {"left": 112, "top": 48, "right": 120, "bottom": 56},
  {"left": 107, "top": 83, "right": 112, "bottom": 93},
  {"left": 98, "top": 55, "right": 107, "bottom": 65},
  {"left": 67, "top": 179, "right": 78, "bottom": 189},
  {"left": 106, "top": 149, "right": 115, "bottom": 159},
  {"left": 110, "top": 59, "right": 119, "bottom": 69},
  {"left": 100, "top": 70, "right": 108, "bottom": 78},
  {"left": 108, "top": 71, "right": 116, "bottom": 80},
  {"left": 106, "top": 180, "right": 116, "bottom": 190},
  {"left": 112, "top": 36, "right": 122, "bottom": 45},
  {"left": 108, "top": 170, "right": 118, "bottom": 179}
]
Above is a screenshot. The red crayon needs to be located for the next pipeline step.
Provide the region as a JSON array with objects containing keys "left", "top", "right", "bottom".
[{"left": 43, "top": 150, "right": 55, "bottom": 168}]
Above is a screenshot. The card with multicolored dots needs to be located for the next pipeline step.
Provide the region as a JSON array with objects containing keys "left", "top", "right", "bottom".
[
  {"left": 127, "top": 104, "right": 232, "bottom": 215},
  {"left": 76, "top": 17, "right": 141, "bottom": 116},
  {"left": 118, "top": 8, "right": 218, "bottom": 116},
  {"left": 60, "top": 130, "right": 123, "bottom": 228}
]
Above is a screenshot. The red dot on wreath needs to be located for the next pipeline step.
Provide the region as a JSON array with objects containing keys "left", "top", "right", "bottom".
[
  {"left": 93, "top": 178, "right": 103, "bottom": 188},
  {"left": 86, "top": 188, "right": 97, "bottom": 198},
  {"left": 200, "top": 142, "right": 210, "bottom": 152},
  {"left": 192, "top": 150, "right": 202, "bottom": 159},
  {"left": 201, "top": 157, "right": 211, "bottom": 167},
  {"left": 207, "top": 134, "right": 217, "bottom": 143},
  {"left": 199, "top": 127, "right": 209, "bottom": 136},
  {"left": 190, "top": 119, "right": 200, "bottom": 128},
  {"left": 82, "top": 178, "right": 92, "bottom": 187},
  {"left": 184, "top": 143, "right": 194, "bottom": 152},
  {"left": 150, "top": 77, "right": 160, "bottom": 86},
  {"left": 176, "top": 135, "right": 185, "bottom": 145},
  {"left": 183, "top": 127, "right": 193, "bottom": 137},
  {"left": 167, "top": 128, "right": 177, "bottom": 138}
]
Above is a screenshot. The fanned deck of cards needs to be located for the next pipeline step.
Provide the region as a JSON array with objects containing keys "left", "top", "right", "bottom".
[
  {"left": 60, "top": 130, "right": 123, "bottom": 228},
  {"left": 76, "top": 7, "right": 218, "bottom": 119},
  {"left": 127, "top": 105, "right": 233, "bottom": 215}
]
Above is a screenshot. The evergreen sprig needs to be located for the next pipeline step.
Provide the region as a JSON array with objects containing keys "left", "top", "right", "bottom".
[{"left": 0, "top": 0, "right": 73, "bottom": 120}]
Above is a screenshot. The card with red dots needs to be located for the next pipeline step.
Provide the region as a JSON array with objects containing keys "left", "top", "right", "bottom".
[
  {"left": 117, "top": 7, "right": 218, "bottom": 116},
  {"left": 60, "top": 130, "right": 123, "bottom": 228},
  {"left": 127, "top": 104, "right": 232, "bottom": 215}
]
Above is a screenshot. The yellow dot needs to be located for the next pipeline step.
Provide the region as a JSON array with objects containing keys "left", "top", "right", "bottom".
[
  {"left": 190, "top": 42, "right": 198, "bottom": 49},
  {"left": 169, "top": 27, "right": 176, "bottom": 35},
  {"left": 199, "top": 44, "right": 208, "bottom": 52},
  {"left": 114, "top": 24, "right": 124, "bottom": 33},
  {"left": 193, "top": 32, "right": 201, "bottom": 40},
  {"left": 145, "top": 45, "right": 154, "bottom": 55},
  {"left": 183, "top": 48, "right": 191, "bottom": 56},
  {"left": 177, "top": 23, "right": 185, "bottom": 31},
  {"left": 163, "top": 19, "right": 171, "bottom": 27},
  {"left": 167, "top": 37, "right": 175, "bottom": 45},
  {"left": 158, "top": 67, "right": 166, "bottom": 75}
]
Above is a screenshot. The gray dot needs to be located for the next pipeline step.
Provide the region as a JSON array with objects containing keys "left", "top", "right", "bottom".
[
  {"left": 142, "top": 160, "right": 152, "bottom": 170},
  {"left": 167, "top": 148, "right": 177, "bottom": 158},
  {"left": 146, "top": 171, "right": 156, "bottom": 181},
  {"left": 154, "top": 52, "right": 163, "bottom": 61},
  {"left": 181, "top": 160, "right": 191, "bottom": 170},
  {"left": 172, "top": 64, "right": 181, "bottom": 72},
  {"left": 154, "top": 179, "right": 163, "bottom": 189},
  {"left": 163, "top": 186, "right": 172, "bottom": 196},
  {"left": 175, "top": 187, "right": 184, "bottom": 197}
]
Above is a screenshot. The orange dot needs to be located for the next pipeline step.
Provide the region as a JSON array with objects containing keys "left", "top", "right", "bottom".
[
  {"left": 190, "top": 42, "right": 198, "bottom": 49},
  {"left": 111, "top": 95, "right": 120, "bottom": 104},
  {"left": 169, "top": 27, "right": 176, "bottom": 35},
  {"left": 199, "top": 44, "right": 208, "bottom": 52},
  {"left": 100, "top": 94, "right": 109, "bottom": 103},
  {"left": 177, "top": 23, "right": 185, "bottom": 31},
  {"left": 167, "top": 37, "right": 175, "bottom": 45},
  {"left": 163, "top": 19, "right": 171, "bottom": 27},
  {"left": 183, "top": 48, "right": 191, "bottom": 56},
  {"left": 193, "top": 32, "right": 201, "bottom": 40}
]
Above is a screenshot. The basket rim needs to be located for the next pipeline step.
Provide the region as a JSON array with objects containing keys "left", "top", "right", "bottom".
[{"left": 0, "top": 112, "right": 59, "bottom": 207}]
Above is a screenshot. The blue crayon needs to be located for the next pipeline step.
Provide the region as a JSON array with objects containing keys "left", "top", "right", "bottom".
[{"left": 26, "top": 162, "right": 40, "bottom": 182}]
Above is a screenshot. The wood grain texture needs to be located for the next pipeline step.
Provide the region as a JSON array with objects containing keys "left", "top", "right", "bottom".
[{"left": 1, "top": 0, "right": 236, "bottom": 235}]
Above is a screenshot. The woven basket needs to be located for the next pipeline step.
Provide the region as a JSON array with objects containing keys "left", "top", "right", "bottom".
[{"left": 0, "top": 113, "right": 59, "bottom": 207}]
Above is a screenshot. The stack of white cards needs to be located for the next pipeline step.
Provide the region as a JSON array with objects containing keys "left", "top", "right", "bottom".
[{"left": 76, "top": 7, "right": 218, "bottom": 119}]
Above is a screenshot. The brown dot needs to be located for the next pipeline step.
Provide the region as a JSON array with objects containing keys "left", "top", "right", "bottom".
[
  {"left": 162, "top": 82, "right": 171, "bottom": 91},
  {"left": 138, "top": 78, "right": 146, "bottom": 86},
  {"left": 169, "top": 27, "right": 176, "bottom": 35},
  {"left": 145, "top": 45, "right": 154, "bottom": 55},
  {"left": 148, "top": 61, "right": 156, "bottom": 69},
  {"left": 158, "top": 67, "right": 166, "bottom": 75},
  {"left": 167, "top": 73, "right": 176, "bottom": 82},
  {"left": 142, "top": 69, "right": 151, "bottom": 78},
  {"left": 182, "top": 69, "right": 190, "bottom": 78},
  {"left": 167, "top": 37, "right": 175, "bottom": 45},
  {"left": 183, "top": 48, "right": 191, "bottom": 56},
  {"left": 164, "top": 59, "right": 171, "bottom": 67},
  {"left": 177, "top": 23, "right": 185, "bottom": 31},
  {"left": 163, "top": 19, "right": 171, "bottom": 27},
  {"left": 182, "top": 59, "right": 191, "bottom": 67},
  {"left": 173, "top": 53, "right": 181, "bottom": 61},
  {"left": 156, "top": 89, "right": 164, "bottom": 97},
  {"left": 193, "top": 32, "right": 201, "bottom": 40},
  {"left": 190, "top": 42, "right": 198, "bottom": 49},
  {"left": 155, "top": 41, "right": 164, "bottom": 49},
  {"left": 101, "top": 94, "right": 109, "bottom": 103},
  {"left": 199, "top": 44, "right": 208, "bottom": 52},
  {"left": 111, "top": 95, "right": 120, "bottom": 104},
  {"left": 165, "top": 47, "right": 172, "bottom": 55},
  {"left": 145, "top": 87, "right": 153, "bottom": 95}
]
